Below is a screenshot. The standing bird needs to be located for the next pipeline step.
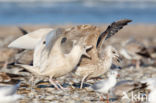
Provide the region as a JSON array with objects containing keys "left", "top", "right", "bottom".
[
  {"left": 91, "top": 70, "right": 119, "bottom": 103},
  {"left": 10, "top": 28, "right": 92, "bottom": 90},
  {"left": 120, "top": 38, "right": 152, "bottom": 68},
  {"left": 67, "top": 19, "right": 131, "bottom": 88},
  {"left": 111, "top": 80, "right": 147, "bottom": 102},
  {"left": 76, "top": 45, "right": 120, "bottom": 89}
]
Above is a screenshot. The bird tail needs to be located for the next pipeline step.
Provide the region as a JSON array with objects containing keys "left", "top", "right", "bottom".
[
  {"left": 15, "top": 64, "right": 41, "bottom": 75},
  {"left": 129, "top": 82, "right": 148, "bottom": 93}
]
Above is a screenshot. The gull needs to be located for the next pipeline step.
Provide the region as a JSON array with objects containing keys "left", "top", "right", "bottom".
[
  {"left": 70, "top": 19, "right": 132, "bottom": 88},
  {"left": 120, "top": 38, "right": 151, "bottom": 68},
  {"left": 91, "top": 70, "right": 119, "bottom": 103},
  {"left": 0, "top": 82, "right": 22, "bottom": 103},
  {"left": 112, "top": 78, "right": 156, "bottom": 102},
  {"left": 8, "top": 28, "right": 56, "bottom": 67},
  {"left": 10, "top": 28, "right": 92, "bottom": 90},
  {"left": 111, "top": 80, "right": 147, "bottom": 101},
  {"left": 76, "top": 45, "right": 120, "bottom": 89}
]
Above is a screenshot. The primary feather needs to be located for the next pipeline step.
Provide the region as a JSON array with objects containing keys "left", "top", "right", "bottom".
[{"left": 96, "top": 19, "right": 132, "bottom": 49}]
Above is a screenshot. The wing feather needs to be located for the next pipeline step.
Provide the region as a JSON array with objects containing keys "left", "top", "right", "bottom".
[
  {"left": 96, "top": 19, "right": 132, "bottom": 50},
  {"left": 18, "top": 27, "right": 28, "bottom": 35},
  {"left": 8, "top": 28, "right": 53, "bottom": 49}
]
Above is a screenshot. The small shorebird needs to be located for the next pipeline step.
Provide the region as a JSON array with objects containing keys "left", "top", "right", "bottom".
[
  {"left": 69, "top": 19, "right": 131, "bottom": 88},
  {"left": 91, "top": 70, "right": 119, "bottom": 103},
  {"left": 10, "top": 28, "right": 92, "bottom": 90},
  {"left": 0, "top": 82, "right": 22, "bottom": 103},
  {"left": 120, "top": 38, "right": 151, "bottom": 68}
]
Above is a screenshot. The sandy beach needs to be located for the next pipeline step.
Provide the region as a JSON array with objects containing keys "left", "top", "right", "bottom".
[{"left": 0, "top": 24, "right": 156, "bottom": 103}]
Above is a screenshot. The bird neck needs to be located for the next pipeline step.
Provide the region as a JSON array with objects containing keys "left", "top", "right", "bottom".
[
  {"left": 108, "top": 76, "right": 117, "bottom": 85},
  {"left": 101, "top": 51, "right": 113, "bottom": 68}
]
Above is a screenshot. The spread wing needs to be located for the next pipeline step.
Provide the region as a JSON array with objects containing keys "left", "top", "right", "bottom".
[
  {"left": 43, "top": 28, "right": 65, "bottom": 55},
  {"left": 37, "top": 28, "right": 66, "bottom": 69},
  {"left": 8, "top": 28, "right": 53, "bottom": 49},
  {"left": 96, "top": 19, "right": 132, "bottom": 50}
]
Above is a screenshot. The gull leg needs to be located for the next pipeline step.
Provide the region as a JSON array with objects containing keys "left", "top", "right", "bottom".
[
  {"left": 80, "top": 75, "right": 88, "bottom": 89},
  {"left": 99, "top": 95, "right": 105, "bottom": 101},
  {"left": 55, "top": 81, "right": 67, "bottom": 91},
  {"left": 2, "top": 61, "right": 8, "bottom": 69},
  {"left": 107, "top": 94, "right": 109, "bottom": 103},
  {"left": 136, "top": 60, "right": 140, "bottom": 69},
  {"left": 49, "top": 77, "right": 60, "bottom": 90},
  {"left": 30, "top": 76, "right": 34, "bottom": 91}
]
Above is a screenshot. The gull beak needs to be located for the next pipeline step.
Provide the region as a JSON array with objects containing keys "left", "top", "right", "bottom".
[
  {"left": 85, "top": 45, "right": 93, "bottom": 50},
  {"left": 116, "top": 55, "right": 122, "bottom": 63},
  {"left": 117, "top": 74, "right": 120, "bottom": 78},
  {"left": 117, "top": 58, "right": 121, "bottom": 63},
  {"left": 84, "top": 52, "right": 91, "bottom": 59}
]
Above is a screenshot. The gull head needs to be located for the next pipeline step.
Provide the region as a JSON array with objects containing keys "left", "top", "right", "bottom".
[
  {"left": 73, "top": 40, "right": 93, "bottom": 58},
  {"left": 107, "top": 70, "right": 119, "bottom": 78},
  {"left": 105, "top": 45, "right": 121, "bottom": 63}
]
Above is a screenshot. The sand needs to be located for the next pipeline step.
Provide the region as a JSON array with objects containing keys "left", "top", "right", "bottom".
[{"left": 0, "top": 24, "right": 156, "bottom": 103}]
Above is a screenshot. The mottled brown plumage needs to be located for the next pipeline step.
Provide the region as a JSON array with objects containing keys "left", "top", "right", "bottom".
[
  {"left": 120, "top": 38, "right": 152, "bottom": 68},
  {"left": 62, "top": 19, "right": 132, "bottom": 88},
  {"left": 64, "top": 19, "right": 132, "bottom": 66}
]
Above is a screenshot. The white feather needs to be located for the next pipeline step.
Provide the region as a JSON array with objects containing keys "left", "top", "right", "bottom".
[
  {"left": 149, "top": 89, "right": 156, "bottom": 103},
  {"left": 119, "top": 49, "right": 132, "bottom": 60},
  {"left": 0, "top": 83, "right": 22, "bottom": 103},
  {"left": 8, "top": 28, "right": 53, "bottom": 49}
]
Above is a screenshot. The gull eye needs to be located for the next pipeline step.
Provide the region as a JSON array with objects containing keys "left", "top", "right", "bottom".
[
  {"left": 112, "top": 51, "right": 115, "bottom": 54},
  {"left": 43, "top": 41, "right": 46, "bottom": 44}
]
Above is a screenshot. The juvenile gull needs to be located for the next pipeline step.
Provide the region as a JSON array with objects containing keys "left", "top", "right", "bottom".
[
  {"left": 91, "top": 70, "right": 119, "bottom": 103},
  {"left": 111, "top": 80, "right": 147, "bottom": 101},
  {"left": 76, "top": 45, "right": 120, "bottom": 89},
  {"left": 71, "top": 19, "right": 132, "bottom": 88},
  {"left": 13, "top": 28, "right": 92, "bottom": 90},
  {"left": 0, "top": 82, "right": 22, "bottom": 103},
  {"left": 120, "top": 38, "right": 151, "bottom": 68}
]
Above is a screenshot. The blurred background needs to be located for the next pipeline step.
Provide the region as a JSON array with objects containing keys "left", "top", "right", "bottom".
[
  {"left": 0, "top": 0, "right": 156, "bottom": 25},
  {"left": 0, "top": 1, "right": 156, "bottom": 103}
]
